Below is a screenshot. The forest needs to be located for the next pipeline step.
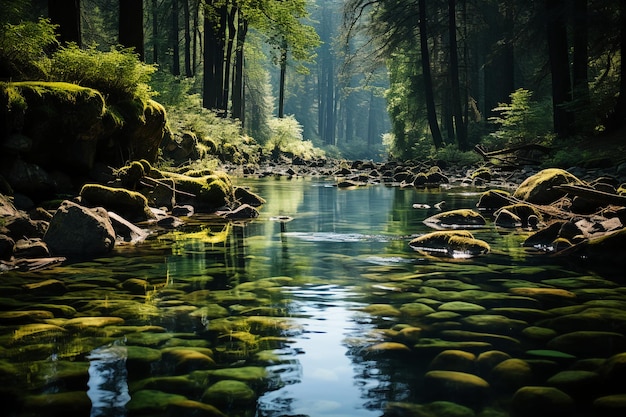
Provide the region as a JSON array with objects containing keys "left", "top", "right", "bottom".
[{"left": 1, "top": 0, "right": 625, "bottom": 165}]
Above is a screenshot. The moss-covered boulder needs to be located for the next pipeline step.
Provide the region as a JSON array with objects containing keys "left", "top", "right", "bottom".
[
  {"left": 201, "top": 380, "right": 257, "bottom": 406},
  {"left": 476, "top": 189, "right": 512, "bottom": 211},
  {"left": 513, "top": 168, "right": 584, "bottom": 204},
  {"left": 409, "top": 230, "right": 490, "bottom": 258},
  {"left": 151, "top": 170, "right": 235, "bottom": 211},
  {"left": 80, "top": 183, "right": 154, "bottom": 222},
  {"left": 424, "top": 209, "right": 487, "bottom": 229},
  {"left": 0, "top": 82, "right": 106, "bottom": 173},
  {"left": 494, "top": 204, "right": 543, "bottom": 228}
]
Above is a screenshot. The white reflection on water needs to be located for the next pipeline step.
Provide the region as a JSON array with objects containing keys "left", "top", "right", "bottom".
[
  {"left": 87, "top": 342, "right": 130, "bottom": 417},
  {"left": 256, "top": 285, "right": 380, "bottom": 417}
]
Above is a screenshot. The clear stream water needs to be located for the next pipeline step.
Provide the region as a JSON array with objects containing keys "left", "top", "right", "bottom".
[{"left": 1, "top": 176, "right": 624, "bottom": 417}]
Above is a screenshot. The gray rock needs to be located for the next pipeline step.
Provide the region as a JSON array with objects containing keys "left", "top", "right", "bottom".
[{"left": 43, "top": 200, "right": 115, "bottom": 257}]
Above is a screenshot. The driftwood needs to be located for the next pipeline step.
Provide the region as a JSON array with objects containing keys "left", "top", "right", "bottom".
[
  {"left": 556, "top": 184, "right": 626, "bottom": 207},
  {"left": 140, "top": 176, "right": 197, "bottom": 198},
  {"left": 474, "top": 144, "right": 552, "bottom": 166}
]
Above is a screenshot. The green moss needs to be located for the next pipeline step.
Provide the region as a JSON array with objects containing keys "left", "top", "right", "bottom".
[
  {"left": 154, "top": 170, "right": 234, "bottom": 210},
  {"left": 495, "top": 203, "right": 542, "bottom": 224},
  {"left": 424, "top": 209, "right": 487, "bottom": 228},
  {"left": 80, "top": 183, "right": 153, "bottom": 221},
  {"left": 476, "top": 189, "right": 511, "bottom": 210},
  {"left": 409, "top": 230, "right": 490, "bottom": 258},
  {"left": 513, "top": 168, "right": 584, "bottom": 204}
]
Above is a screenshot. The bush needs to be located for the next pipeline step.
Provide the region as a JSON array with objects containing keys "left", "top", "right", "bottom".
[
  {"left": 50, "top": 44, "right": 157, "bottom": 102},
  {"left": 0, "top": 18, "right": 57, "bottom": 80},
  {"left": 487, "top": 88, "right": 552, "bottom": 147},
  {"left": 265, "top": 115, "right": 324, "bottom": 160}
]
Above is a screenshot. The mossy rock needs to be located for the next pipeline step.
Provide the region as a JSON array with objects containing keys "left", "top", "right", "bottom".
[
  {"left": 2, "top": 82, "right": 109, "bottom": 176},
  {"left": 409, "top": 230, "right": 490, "bottom": 258},
  {"left": 80, "top": 183, "right": 154, "bottom": 221},
  {"left": 513, "top": 168, "right": 584, "bottom": 204},
  {"left": 424, "top": 209, "right": 487, "bottom": 229},
  {"left": 495, "top": 204, "right": 542, "bottom": 227},
  {"left": 201, "top": 380, "right": 256, "bottom": 406},
  {"left": 476, "top": 189, "right": 512, "bottom": 211},
  {"left": 154, "top": 171, "right": 234, "bottom": 211},
  {"left": 126, "top": 389, "right": 188, "bottom": 414}
]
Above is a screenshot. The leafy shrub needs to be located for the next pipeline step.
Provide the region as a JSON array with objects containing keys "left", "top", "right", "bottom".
[
  {"left": 487, "top": 88, "right": 552, "bottom": 147},
  {"left": 50, "top": 44, "right": 157, "bottom": 102},
  {"left": 0, "top": 18, "right": 57, "bottom": 80},
  {"left": 265, "top": 115, "right": 324, "bottom": 160}
]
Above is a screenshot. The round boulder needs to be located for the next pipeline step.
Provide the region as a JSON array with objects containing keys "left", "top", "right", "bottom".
[
  {"left": 510, "top": 386, "right": 574, "bottom": 417},
  {"left": 513, "top": 168, "right": 584, "bottom": 204},
  {"left": 423, "top": 370, "right": 490, "bottom": 407}
]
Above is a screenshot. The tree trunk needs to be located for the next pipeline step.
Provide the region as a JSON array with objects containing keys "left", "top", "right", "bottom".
[
  {"left": 183, "top": 0, "right": 192, "bottom": 77},
  {"left": 448, "top": 0, "right": 467, "bottom": 150},
  {"left": 119, "top": 0, "right": 144, "bottom": 60},
  {"left": 418, "top": 0, "right": 444, "bottom": 148},
  {"left": 483, "top": 3, "right": 514, "bottom": 117},
  {"left": 572, "top": 0, "right": 589, "bottom": 104},
  {"left": 192, "top": 0, "right": 200, "bottom": 72},
  {"left": 222, "top": 6, "right": 237, "bottom": 117},
  {"left": 172, "top": 0, "right": 180, "bottom": 75},
  {"left": 278, "top": 44, "right": 287, "bottom": 118},
  {"left": 151, "top": 0, "right": 158, "bottom": 64},
  {"left": 545, "top": 0, "right": 573, "bottom": 138},
  {"left": 215, "top": 5, "right": 227, "bottom": 115},
  {"left": 203, "top": 10, "right": 218, "bottom": 109},
  {"left": 611, "top": 0, "right": 626, "bottom": 127},
  {"left": 232, "top": 17, "right": 248, "bottom": 123},
  {"left": 48, "top": 0, "right": 81, "bottom": 47}
]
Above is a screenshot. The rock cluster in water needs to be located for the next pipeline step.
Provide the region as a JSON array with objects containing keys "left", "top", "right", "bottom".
[{"left": 0, "top": 160, "right": 265, "bottom": 272}]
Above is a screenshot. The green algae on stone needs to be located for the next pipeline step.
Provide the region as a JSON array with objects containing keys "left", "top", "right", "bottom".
[
  {"left": 80, "top": 183, "right": 155, "bottom": 221},
  {"left": 513, "top": 168, "right": 584, "bottom": 204},
  {"left": 423, "top": 370, "right": 490, "bottom": 407},
  {"left": 201, "top": 379, "right": 257, "bottom": 406},
  {"left": 127, "top": 389, "right": 189, "bottom": 413},
  {"left": 409, "top": 230, "right": 490, "bottom": 258},
  {"left": 423, "top": 209, "right": 487, "bottom": 229},
  {"left": 361, "top": 304, "right": 402, "bottom": 318},
  {"left": 510, "top": 386, "right": 575, "bottom": 417},
  {"left": 21, "top": 390, "right": 92, "bottom": 416}
]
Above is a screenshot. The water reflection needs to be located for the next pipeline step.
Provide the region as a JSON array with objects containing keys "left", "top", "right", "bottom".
[
  {"left": 87, "top": 342, "right": 130, "bottom": 417},
  {"left": 257, "top": 285, "right": 379, "bottom": 417},
  {"left": 3, "top": 177, "right": 624, "bottom": 417}
]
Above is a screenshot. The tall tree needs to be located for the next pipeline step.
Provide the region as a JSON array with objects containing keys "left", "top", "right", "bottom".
[
  {"left": 418, "top": 0, "right": 444, "bottom": 148},
  {"left": 119, "top": 0, "right": 144, "bottom": 60},
  {"left": 545, "top": 0, "right": 572, "bottom": 137},
  {"left": 48, "top": 0, "right": 82, "bottom": 46},
  {"left": 572, "top": 0, "right": 589, "bottom": 104},
  {"left": 448, "top": 0, "right": 467, "bottom": 150},
  {"left": 172, "top": 0, "right": 180, "bottom": 75},
  {"left": 151, "top": 0, "right": 159, "bottom": 63},
  {"left": 183, "top": 0, "right": 193, "bottom": 76}
]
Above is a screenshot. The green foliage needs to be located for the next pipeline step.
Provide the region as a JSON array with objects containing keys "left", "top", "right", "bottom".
[
  {"left": 265, "top": 115, "right": 324, "bottom": 159},
  {"left": 49, "top": 44, "right": 157, "bottom": 102},
  {"left": 165, "top": 94, "right": 261, "bottom": 165},
  {"left": 430, "top": 144, "right": 481, "bottom": 166},
  {"left": 0, "top": 18, "right": 57, "bottom": 79},
  {"left": 487, "top": 88, "right": 552, "bottom": 147},
  {"left": 149, "top": 70, "right": 197, "bottom": 107}
]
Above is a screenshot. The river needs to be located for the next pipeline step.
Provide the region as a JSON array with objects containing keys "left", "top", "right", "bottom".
[{"left": 0, "top": 176, "right": 624, "bottom": 417}]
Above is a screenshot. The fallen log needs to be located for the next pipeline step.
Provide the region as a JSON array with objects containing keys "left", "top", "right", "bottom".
[{"left": 555, "top": 184, "right": 626, "bottom": 207}]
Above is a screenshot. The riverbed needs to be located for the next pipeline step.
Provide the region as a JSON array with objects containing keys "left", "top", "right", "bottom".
[{"left": 1, "top": 176, "right": 625, "bottom": 417}]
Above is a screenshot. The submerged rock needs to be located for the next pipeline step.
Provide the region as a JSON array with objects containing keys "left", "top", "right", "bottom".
[
  {"left": 423, "top": 209, "right": 487, "bottom": 229},
  {"left": 409, "top": 230, "right": 490, "bottom": 258}
]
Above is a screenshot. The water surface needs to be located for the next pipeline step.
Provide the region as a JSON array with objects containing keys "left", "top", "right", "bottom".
[{"left": 1, "top": 176, "right": 624, "bottom": 417}]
